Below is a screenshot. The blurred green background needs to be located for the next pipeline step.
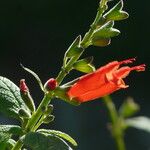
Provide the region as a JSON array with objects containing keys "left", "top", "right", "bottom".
[{"left": 0, "top": 0, "right": 149, "bottom": 149}]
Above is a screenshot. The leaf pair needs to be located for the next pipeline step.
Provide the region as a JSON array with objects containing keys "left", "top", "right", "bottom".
[{"left": 91, "top": 0, "right": 129, "bottom": 47}]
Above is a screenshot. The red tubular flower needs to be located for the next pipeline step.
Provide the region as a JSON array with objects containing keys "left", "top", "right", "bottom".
[{"left": 67, "top": 58, "right": 145, "bottom": 103}]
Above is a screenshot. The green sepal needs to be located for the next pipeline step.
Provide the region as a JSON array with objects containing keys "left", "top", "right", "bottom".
[
  {"left": 65, "top": 35, "right": 83, "bottom": 58},
  {"left": 37, "top": 129, "right": 77, "bottom": 147},
  {"left": 21, "top": 64, "right": 44, "bottom": 92},
  {"left": 92, "top": 21, "right": 120, "bottom": 38},
  {"left": 104, "top": 0, "right": 129, "bottom": 21},
  {"left": 54, "top": 87, "right": 81, "bottom": 106},
  {"left": 119, "top": 97, "right": 140, "bottom": 118},
  {"left": 73, "top": 57, "right": 95, "bottom": 73}
]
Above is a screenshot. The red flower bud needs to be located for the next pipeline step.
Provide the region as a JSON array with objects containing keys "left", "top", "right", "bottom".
[
  {"left": 44, "top": 78, "right": 57, "bottom": 91},
  {"left": 67, "top": 58, "right": 145, "bottom": 103},
  {"left": 20, "top": 79, "right": 29, "bottom": 93}
]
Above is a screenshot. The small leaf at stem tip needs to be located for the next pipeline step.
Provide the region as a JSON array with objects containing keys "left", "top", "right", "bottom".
[
  {"left": 65, "top": 35, "right": 83, "bottom": 58},
  {"left": 104, "top": 0, "right": 129, "bottom": 21},
  {"left": 20, "top": 64, "right": 44, "bottom": 92},
  {"left": 92, "top": 21, "right": 120, "bottom": 38}
]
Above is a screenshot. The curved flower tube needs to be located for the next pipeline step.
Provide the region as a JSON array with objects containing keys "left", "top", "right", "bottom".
[{"left": 67, "top": 58, "right": 145, "bottom": 102}]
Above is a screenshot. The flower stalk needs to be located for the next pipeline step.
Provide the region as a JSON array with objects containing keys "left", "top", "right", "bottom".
[{"left": 103, "top": 95, "right": 126, "bottom": 150}]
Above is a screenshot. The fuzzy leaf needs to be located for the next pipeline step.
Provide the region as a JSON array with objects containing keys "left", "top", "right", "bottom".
[
  {"left": 104, "top": 0, "right": 129, "bottom": 21},
  {"left": 0, "top": 76, "right": 30, "bottom": 119},
  {"left": 23, "top": 132, "right": 73, "bottom": 150},
  {"left": 126, "top": 117, "right": 150, "bottom": 133},
  {"left": 37, "top": 129, "right": 77, "bottom": 147},
  {"left": 0, "top": 125, "right": 22, "bottom": 146},
  {"left": 92, "top": 21, "right": 120, "bottom": 38}
]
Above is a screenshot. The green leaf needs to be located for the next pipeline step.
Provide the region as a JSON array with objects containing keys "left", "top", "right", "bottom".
[
  {"left": 0, "top": 76, "right": 30, "bottom": 119},
  {"left": 92, "top": 21, "right": 120, "bottom": 38},
  {"left": 23, "top": 132, "right": 73, "bottom": 150},
  {"left": 126, "top": 117, "right": 150, "bottom": 133},
  {"left": 119, "top": 97, "right": 140, "bottom": 118},
  {"left": 6, "top": 139, "right": 16, "bottom": 149},
  {"left": 37, "top": 129, "right": 77, "bottom": 147},
  {"left": 0, "top": 125, "right": 22, "bottom": 147},
  {"left": 21, "top": 64, "right": 44, "bottom": 92},
  {"left": 65, "top": 35, "right": 83, "bottom": 58},
  {"left": 92, "top": 37, "right": 111, "bottom": 47},
  {"left": 54, "top": 87, "right": 81, "bottom": 106},
  {"left": 104, "top": 0, "right": 129, "bottom": 21},
  {"left": 0, "top": 142, "right": 6, "bottom": 150},
  {"left": 73, "top": 57, "right": 95, "bottom": 73}
]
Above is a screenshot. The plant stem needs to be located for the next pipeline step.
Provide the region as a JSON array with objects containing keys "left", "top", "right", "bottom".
[
  {"left": 13, "top": 2, "right": 109, "bottom": 149},
  {"left": 103, "top": 95, "right": 126, "bottom": 150},
  {"left": 26, "top": 92, "right": 53, "bottom": 131},
  {"left": 12, "top": 140, "right": 23, "bottom": 150}
]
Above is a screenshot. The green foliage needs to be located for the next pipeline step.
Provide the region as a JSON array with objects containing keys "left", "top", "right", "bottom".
[
  {"left": 0, "top": 76, "right": 30, "bottom": 119},
  {"left": 43, "top": 115, "right": 55, "bottom": 124},
  {"left": 6, "top": 139, "right": 16, "bottom": 149},
  {"left": 73, "top": 57, "right": 95, "bottom": 73},
  {"left": 92, "top": 37, "right": 111, "bottom": 47},
  {"left": 65, "top": 35, "right": 83, "bottom": 58},
  {"left": 23, "top": 132, "right": 73, "bottom": 150},
  {"left": 125, "top": 117, "right": 150, "bottom": 133},
  {"left": 38, "top": 129, "right": 77, "bottom": 147},
  {"left": 19, "top": 109, "right": 31, "bottom": 118},
  {"left": 0, "top": 125, "right": 23, "bottom": 145},
  {"left": 119, "top": 98, "right": 140, "bottom": 118},
  {"left": 92, "top": 21, "right": 120, "bottom": 39},
  {"left": 104, "top": 0, "right": 129, "bottom": 21}
]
